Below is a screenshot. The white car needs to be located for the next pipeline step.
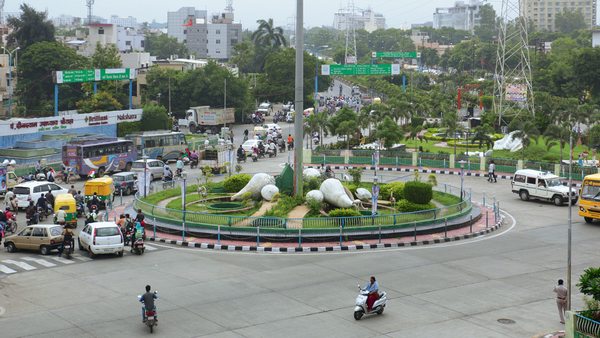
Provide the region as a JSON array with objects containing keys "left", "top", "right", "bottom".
[
  {"left": 131, "top": 159, "right": 165, "bottom": 181},
  {"left": 13, "top": 181, "right": 69, "bottom": 209},
  {"left": 241, "top": 139, "right": 264, "bottom": 155},
  {"left": 262, "top": 123, "right": 282, "bottom": 133},
  {"left": 78, "top": 222, "right": 124, "bottom": 257},
  {"left": 257, "top": 102, "right": 272, "bottom": 116},
  {"left": 511, "top": 169, "right": 578, "bottom": 206}
]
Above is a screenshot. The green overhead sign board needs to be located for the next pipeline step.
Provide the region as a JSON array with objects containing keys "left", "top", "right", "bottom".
[
  {"left": 321, "top": 64, "right": 400, "bottom": 76},
  {"left": 55, "top": 68, "right": 136, "bottom": 84},
  {"left": 372, "top": 51, "right": 420, "bottom": 58}
]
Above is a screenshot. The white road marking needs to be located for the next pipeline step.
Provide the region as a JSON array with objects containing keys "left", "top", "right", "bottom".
[
  {"left": 0, "top": 264, "right": 17, "bottom": 274},
  {"left": 144, "top": 244, "right": 157, "bottom": 251},
  {"left": 2, "top": 260, "right": 37, "bottom": 271},
  {"left": 49, "top": 256, "right": 75, "bottom": 264},
  {"left": 21, "top": 257, "right": 56, "bottom": 267},
  {"left": 71, "top": 254, "right": 92, "bottom": 262}
]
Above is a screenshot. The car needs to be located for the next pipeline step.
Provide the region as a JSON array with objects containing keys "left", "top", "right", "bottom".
[
  {"left": 511, "top": 169, "right": 578, "bottom": 206},
  {"left": 13, "top": 181, "right": 69, "bottom": 209},
  {"left": 282, "top": 101, "right": 294, "bottom": 112},
  {"left": 241, "top": 139, "right": 264, "bottom": 155},
  {"left": 262, "top": 123, "right": 282, "bottom": 134},
  {"left": 78, "top": 222, "right": 125, "bottom": 257},
  {"left": 131, "top": 159, "right": 165, "bottom": 181},
  {"left": 112, "top": 172, "right": 138, "bottom": 196},
  {"left": 257, "top": 102, "right": 272, "bottom": 116},
  {"left": 4, "top": 224, "right": 64, "bottom": 255}
]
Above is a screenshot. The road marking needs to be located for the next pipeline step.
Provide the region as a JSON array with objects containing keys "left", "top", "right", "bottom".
[
  {"left": 49, "top": 257, "right": 75, "bottom": 264},
  {"left": 21, "top": 257, "right": 56, "bottom": 267},
  {"left": 0, "top": 264, "right": 17, "bottom": 274},
  {"left": 2, "top": 260, "right": 37, "bottom": 271},
  {"left": 71, "top": 254, "right": 92, "bottom": 262},
  {"left": 144, "top": 244, "right": 157, "bottom": 251}
]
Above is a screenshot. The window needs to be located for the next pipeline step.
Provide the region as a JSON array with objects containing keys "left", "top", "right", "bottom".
[
  {"left": 49, "top": 184, "right": 62, "bottom": 191},
  {"left": 216, "top": 39, "right": 221, "bottom": 44},
  {"left": 98, "top": 27, "right": 104, "bottom": 35},
  {"left": 13, "top": 187, "right": 30, "bottom": 195},
  {"left": 20, "top": 227, "right": 33, "bottom": 236},
  {"left": 50, "top": 226, "right": 62, "bottom": 236},
  {"left": 527, "top": 177, "right": 536, "bottom": 184},
  {"left": 514, "top": 174, "right": 526, "bottom": 183},
  {"left": 216, "top": 29, "right": 221, "bottom": 34},
  {"left": 33, "top": 186, "right": 43, "bottom": 193},
  {"left": 96, "top": 227, "right": 120, "bottom": 237},
  {"left": 126, "top": 41, "right": 131, "bottom": 46},
  {"left": 32, "top": 227, "right": 46, "bottom": 237}
]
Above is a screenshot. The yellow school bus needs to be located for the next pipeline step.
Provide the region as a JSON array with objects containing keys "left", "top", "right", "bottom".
[{"left": 579, "top": 173, "right": 600, "bottom": 223}]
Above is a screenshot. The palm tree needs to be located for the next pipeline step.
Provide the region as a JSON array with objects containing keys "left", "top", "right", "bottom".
[
  {"left": 544, "top": 124, "right": 569, "bottom": 163},
  {"left": 251, "top": 19, "right": 287, "bottom": 49},
  {"left": 511, "top": 120, "right": 540, "bottom": 160}
]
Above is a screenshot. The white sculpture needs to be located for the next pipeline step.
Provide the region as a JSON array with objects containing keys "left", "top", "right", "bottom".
[
  {"left": 303, "top": 168, "right": 321, "bottom": 178},
  {"left": 305, "top": 190, "right": 324, "bottom": 203},
  {"left": 320, "top": 178, "right": 354, "bottom": 208},
  {"left": 493, "top": 131, "right": 523, "bottom": 152},
  {"left": 231, "top": 173, "right": 275, "bottom": 201},
  {"left": 261, "top": 184, "right": 279, "bottom": 201},
  {"left": 355, "top": 188, "right": 372, "bottom": 201}
]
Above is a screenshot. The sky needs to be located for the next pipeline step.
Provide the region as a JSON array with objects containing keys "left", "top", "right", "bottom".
[{"left": 6, "top": 0, "right": 504, "bottom": 30}]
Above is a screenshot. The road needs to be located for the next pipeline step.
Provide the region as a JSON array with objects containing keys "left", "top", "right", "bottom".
[{"left": 0, "top": 158, "right": 596, "bottom": 337}]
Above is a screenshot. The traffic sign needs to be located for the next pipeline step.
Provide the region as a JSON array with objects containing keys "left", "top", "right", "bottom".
[
  {"left": 55, "top": 69, "right": 95, "bottom": 84},
  {"left": 321, "top": 64, "right": 400, "bottom": 76},
  {"left": 372, "top": 51, "right": 419, "bottom": 58},
  {"left": 55, "top": 68, "right": 136, "bottom": 84}
]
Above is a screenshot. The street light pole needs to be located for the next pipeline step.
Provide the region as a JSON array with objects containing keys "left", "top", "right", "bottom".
[
  {"left": 293, "top": 0, "right": 304, "bottom": 197},
  {"left": 459, "top": 160, "right": 466, "bottom": 202},
  {"left": 3, "top": 46, "right": 20, "bottom": 117},
  {"left": 143, "top": 154, "right": 149, "bottom": 198},
  {"left": 567, "top": 131, "right": 573, "bottom": 311}
]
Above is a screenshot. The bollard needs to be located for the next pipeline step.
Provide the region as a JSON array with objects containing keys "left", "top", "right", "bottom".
[
  {"left": 217, "top": 225, "right": 221, "bottom": 245},
  {"left": 120, "top": 189, "right": 123, "bottom": 206},
  {"left": 339, "top": 224, "right": 343, "bottom": 247},
  {"left": 153, "top": 216, "right": 156, "bottom": 240},
  {"left": 256, "top": 226, "right": 260, "bottom": 247},
  {"left": 469, "top": 215, "right": 473, "bottom": 233},
  {"left": 298, "top": 228, "right": 302, "bottom": 248},
  {"left": 378, "top": 225, "right": 382, "bottom": 244},
  {"left": 444, "top": 218, "right": 448, "bottom": 238},
  {"left": 483, "top": 193, "right": 486, "bottom": 207},
  {"left": 413, "top": 221, "right": 417, "bottom": 242}
]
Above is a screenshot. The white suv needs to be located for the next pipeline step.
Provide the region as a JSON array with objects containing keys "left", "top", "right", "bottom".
[
  {"left": 131, "top": 159, "right": 165, "bottom": 181},
  {"left": 511, "top": 169, "right": 578, "bottom": 206},
  {"left": 78, "top": 222, "right": 124, "bottom": 257},
  {"left": 13, "top": 181, "right": 69, "bottom": 209}
]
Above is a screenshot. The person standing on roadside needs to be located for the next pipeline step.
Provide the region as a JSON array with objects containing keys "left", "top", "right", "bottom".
[
  {"left": 488, "top": 160, "right": 497, "bottom": 183},
  {"left": 553, "top": 279, "right": 568, "bottom": 324}
]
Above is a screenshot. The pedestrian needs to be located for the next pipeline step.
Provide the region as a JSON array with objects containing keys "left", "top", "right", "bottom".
[
  {"left": 68, "top": 185, "right": 77, "bottom": 196},
  {"left": 9, "top": 197, "right": 18, "bottom": 215},
  {"left": 4, "top": 189, "right": 15, "bottom": 209},
  {"left": 553, "top": 279, "right": 568, "bottom": 324},
  {"left": 488, "top": 160, "right": 497, "bottom": 183}
]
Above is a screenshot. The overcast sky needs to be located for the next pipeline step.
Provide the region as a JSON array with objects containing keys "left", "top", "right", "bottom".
[{"left": 6, "top": 0, "right": 504, "bottom": 30}]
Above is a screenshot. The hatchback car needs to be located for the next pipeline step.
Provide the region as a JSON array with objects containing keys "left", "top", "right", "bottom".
[
  {"left": 112, "top": 172, "right": 138, "bottom": 196},
  {"left": 131, "top": 159, "right": 165, "bottom": 181},
  {"left": 241, "top": 139, "right": 264, "bottom": 155},
  {"left": 78, "top": 222, "right": 124, "bottom": 257},
  {"left": 13, "top": 181, "right": 69, "bottom": 209},
  {"left": 4, "top": 224, "right": 64, "bottom": 255}
]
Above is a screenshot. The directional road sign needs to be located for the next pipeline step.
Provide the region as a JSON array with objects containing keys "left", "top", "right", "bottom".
[
  {"left": 321, "top": 64, "right": 400, "bottom": 76},
  {"left": 371, "top": 51, "right": 420, "bottom": 58}
]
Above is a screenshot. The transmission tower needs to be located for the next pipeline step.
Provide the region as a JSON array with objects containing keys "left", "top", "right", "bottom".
[
  {"left": 0, "top": 0, "right": 5, "bottom": 25},
  {"left": 224, "top": 0, "right": 233, "bottom": 13},
  {"left": 493, "top": 0, "right": 534, "bottom": 126},
  {"left": 86, "top": 0, "right": 95, "bottom": 25},
  {"left": 343, "top": 0, "right": 357, "bottom": 64}
]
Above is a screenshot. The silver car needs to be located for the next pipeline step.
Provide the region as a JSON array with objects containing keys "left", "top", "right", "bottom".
[{"left": 131, "top": 159, "right": 165, "bottom": 181}]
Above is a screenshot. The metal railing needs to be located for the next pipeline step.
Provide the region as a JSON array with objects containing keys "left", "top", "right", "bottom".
[{"left": 575, "top": 312, "right": 600, "bottom": 337}]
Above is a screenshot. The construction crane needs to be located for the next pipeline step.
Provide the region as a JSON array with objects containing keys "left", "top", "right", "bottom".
[{"left": 86, "top": 0, "right": 95, "bottom": 25}]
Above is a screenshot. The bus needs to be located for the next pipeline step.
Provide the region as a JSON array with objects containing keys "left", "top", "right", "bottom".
[
  {"left": 578, "top": 173, "right": 600, "bottom": 223},
  {"left": 125, "top": 131, "right": 188, "bottom": 162},
  {"left": 62, "top": 138, "right": 137, "bottom": 178}
]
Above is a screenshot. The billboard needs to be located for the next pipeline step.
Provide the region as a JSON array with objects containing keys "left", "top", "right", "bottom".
[{"left": 505, "top": 84, "right": 527, "bottom": 102}]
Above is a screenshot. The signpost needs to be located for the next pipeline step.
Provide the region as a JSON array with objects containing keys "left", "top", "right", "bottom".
[
  {"left": 371, "top": 51, "right": 420, "bottom": 58},
  {"left": 321, "top": 64, "right": 400, "bottom": 76}
]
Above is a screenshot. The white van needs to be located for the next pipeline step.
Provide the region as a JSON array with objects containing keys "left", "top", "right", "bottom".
[
  {"left": 78, "top": 222, "right": 124, "bottom": 257},
  {"left": 13, "top": 181, "right": 69, "bottom": 209},
  {"left": 511, "top": 169, "right": 578, "bottom": 206}
]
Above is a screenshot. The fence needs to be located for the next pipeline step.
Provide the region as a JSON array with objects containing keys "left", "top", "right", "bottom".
[{"left": 574, "top": 312, "right": 600, "bottom": 338}]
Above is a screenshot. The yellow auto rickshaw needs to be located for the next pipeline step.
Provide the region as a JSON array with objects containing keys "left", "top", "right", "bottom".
[
  {"left": 84, "top": 176, "right": 114, "bottom": 210},
  {"left": 54, "top": 193, "right": 77, "bottom": 228}
]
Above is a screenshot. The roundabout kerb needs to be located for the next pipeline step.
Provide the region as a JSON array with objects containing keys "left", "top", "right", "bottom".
[{"left": 134, "top": 182, "right": 495, "bottom": 244}]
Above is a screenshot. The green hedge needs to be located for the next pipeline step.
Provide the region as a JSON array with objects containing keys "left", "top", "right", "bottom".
[
  {"left": 380, "top": 182, "right": 405, "bottom": 200},
  {"left": 223, "top": 174, "right": 251, "bottom": 193},
  {"left": 328, "top": 208, "right": 362, "bottom": 217},
  {"left": 396, "top": 200, "right": 436, "bottom": 212},
  {"left": 404, "top": 181, "right": 433, "bottom": 204}
]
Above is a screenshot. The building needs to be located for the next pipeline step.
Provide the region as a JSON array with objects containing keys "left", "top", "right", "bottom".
[
  {"left": 412, "top": 22, "right": 434, "bottom": 29},
  {"left": 86, "top": 23, "right": 117, "bottom": 55},
  {"left": 52, "top": 15, "right": 82, "bottom": 27},
  {"left": 521, "top": 0, "right": 596, "bottom": 31},
  {"left": 333, "top": 8, "right": 386, "bottom": 33},
  {"left": 167, "top": 7, "right": 207, "bottom": 43},
  {"left": 433, "top": 0, "right": 483, "bottom": 32},
  {"left": 110, "top": 15, "right": 138, "bottom": 28},
  {"left": 117, "top": 26, "right": 145, "bottom": 52},
  {"left": 83, "top": 23, "right": 145, "bottom": 55},
  {"left": 186, "top": 12, "right": 241, "bottom": 60}
]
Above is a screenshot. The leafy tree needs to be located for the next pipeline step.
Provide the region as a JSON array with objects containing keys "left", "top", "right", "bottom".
[
  {"left": 555, "top": 9, "right": 587, "bottom": 34},
  {"left": 578, "top": 267, "right": 600, "bottom": 303},
  {"left": 76, "top": 91, "right": 123, "bottom": 113},
  {"left": 230, "top": 41, "right": 257, "bottom": 73},
  {"left": 572, "top": 48, "right": 600, "bottom": 99},
  {"left": 141, "top": 103, "right": 170, "bottom": 131},
  {"left": 252, "top": 19, "right": 287, "bottom": 48},
  {"left": 16, "top": 41, "right": 89, "bottom": 116},
  {"left": 91, "top": 43, "right": 122, "bottom": 68},
  {"left": 328, "top": 107, "right": 358, "bottom": 150},
  {"left": 7, "top": 4, "right": 55, "bottom": 50},
  {"left": 420, "top": 48, "right": 440, "bottom": 67},
  {"left": 509, "top": 118, "right": 540, "bottom": 160},
  {"left": 374, "top": 116, "right": 403, "bottom": 148},
  {"left": 145, "top": 33, "right": 188, "bottom": 59},
  {"left": 474, "top": 4, "right": 497, "bottom": 42}
]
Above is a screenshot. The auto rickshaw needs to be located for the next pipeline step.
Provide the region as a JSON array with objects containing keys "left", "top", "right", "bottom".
[
  {"left": 84, "top": 176, "right": 114, "bottom": 210},
  {"left": 54, "top": 193, "right": 77, "bottom": 228}
]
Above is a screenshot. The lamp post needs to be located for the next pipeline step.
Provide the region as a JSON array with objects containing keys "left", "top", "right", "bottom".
[
  {"left": 142, "top": 154, "right": 149, "bottom": 198},
  {"left": 458, "top": 160, "right": 466, "bottom": 202},
  {"left": 567, "top": 129, "right": 573, "bottom": 311},
  {"left": 3, "top": 46, "right": 20, "bottom": 117},
  {"left": 181, "top": 171, "right": 187, "bottom": 242},
  {"left": 372, "top": 176, "right": 379, "bottom": 216}
]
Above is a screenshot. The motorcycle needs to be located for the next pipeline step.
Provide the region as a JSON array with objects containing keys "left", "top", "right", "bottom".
[
  {"left": 85, "top": 211, "right": 98, "bottom": 225},
  {"left": 37, "top": 207, "right": 48, "bottom": 222},
  {"left": 278, "top": 140, "right": 286, "bottom": 153},
  {"left": 138, "top": 292, "right": 158, "bottom": 333},
  {"left": 62, "top": 240, "right": 73, "bottom": 259},
  {"left": 175, "top": 168, "right": 183, "bottom": 178},
  {"left": 27, "top": 211, "right": 39, "bottom": 226},
  {"left": 251, "top": 152, "right": 258, "bottom": 162},
  {"left": 190, "top": 157, "right": 199, "bottom": 169},
  {"left": 131, "top": 238, "right": 145, "bottom": 255},
  {"left": 266, "top": 147, "right": 276, "bottom": 158},
  {"left": 162, "top": 175, "right": 175, "bottom": 189},
  {"left": 237, "top": 153, "right": 247, "bottom": 163},
  {"left": 353, "top": 284, "right": 387, "bottom": 320},
  {"left": 287, "top": 141, "right": 293, "bottom": 151},
  {"left": 76, "top": 202, "right": 85, "bottom": 218}
]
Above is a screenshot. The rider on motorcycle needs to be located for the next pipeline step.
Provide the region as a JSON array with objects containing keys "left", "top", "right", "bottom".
[
  {"left": 26, "top": 201, "right": 38, "bottom": 225},
  {"left": 58, "top": 228, "right": 74, "bottom": 258},
  {"left": 237, "top": 145, "right": 245, "bottom": 160},
  {"left": 163, "top": 165, "right": 173, "bottom": 181},
  {"left": 140, "top": 285, "right": 158, "bottom": 322},
  {"left": 175, "top": 158, "right": 184, "bottom": 176}
]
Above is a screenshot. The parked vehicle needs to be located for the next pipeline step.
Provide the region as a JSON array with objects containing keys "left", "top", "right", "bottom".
[
  {"left": 54, "top": 193, "right": 78, "bottom": 228},
  {"left": 84, "top": 177, "right": 114, "bottom": 210},
  {"left": 179, "top": 106, "right": 235, "bottom": 134},
  {"left": 13, "top": 181, "right": 69, "bottom": 209},
  {"left": 4, "top": 224, "right": 64, "bottom": 255},
  {"left": 511, "top": 169, "right": 577, "bottom": 206},
  {"left": 353, "top": 284, "right": 387, "bottom": 320},
  {"left": 131, "top": 159, "right": 165, "bottom": 181},
  {"left": 112, "top": 172, "right": 137, "bottom": 196},
  {"left": 78, "top": 222, "right": 125, "bottom": 258},
  {"left": 131, "top": 237, "right": 145, "bottom": 255},
  {"left": 0, "top": 165, "right": 18, "bottom": 197},
  {"left": 63, "top": 137, "right": 136, "bottom": 178},
  {"left": 126, "top": 131, "right": 187, "bottom": 163}
]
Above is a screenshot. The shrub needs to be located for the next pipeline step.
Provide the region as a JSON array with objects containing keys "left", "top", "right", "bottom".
[
  {"left": 117, "top": 121, "right": 141, "bottom": 137},
  {"left": 396, "top": 200, "right": 436, "bottom": 212},
  {"left": 306, "top": 198, "right": 323, "bottom": 215},
  {"left": 303, "top": 176, "right": 321, "bottom": 192},
  {"left": 223, "top": 174, "right": 251, "bottom": 193},
  {"left": 404, "top": 181, "right": 433, "bottom": 204},
  {"left": 264, "top": 195, "right": 303, "bottom": 218},
  {"left": 328, "top": 208, "right": 361, "bottom": 217},
  {"left": 380, "top": 182, "right": 404, "bottom": 200},
  {"left": 427, "top": 174, "right": 437, "bottom": 186},
  {"left": 347, "top": 167, "right": 363, "bottom": 186}
]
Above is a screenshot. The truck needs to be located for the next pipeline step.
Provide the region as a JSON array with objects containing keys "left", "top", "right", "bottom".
[
  {"left": 200, "top": 145, "right": 232, "bottom": 174},
  {"left": 0, "top": 165, "right": 18, "bottom": 197},
  {"left": 179, "top": 106, "right": 235, "bottom": 134}
]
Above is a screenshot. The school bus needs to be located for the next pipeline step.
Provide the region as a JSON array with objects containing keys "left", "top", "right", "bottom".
[{"left": 578, "top": 173, "right": 600, "bottom": 223}]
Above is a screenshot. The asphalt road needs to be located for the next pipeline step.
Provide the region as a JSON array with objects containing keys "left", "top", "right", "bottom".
[{"left": 0, "top": 157, "right": 596, "bottom": 337}]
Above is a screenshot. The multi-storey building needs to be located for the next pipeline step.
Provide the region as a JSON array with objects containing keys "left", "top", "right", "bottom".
[
  {"left": 433, "top": 0, "right": 483, "bottom": 32},
  {"left": 521, "top": 0, "right": 596, "bottom": 31},
  {"left": 186, "top": 12, "right": 241, "bottom": 60},
  {"left": 333, "top": 8, "right": 386, "bottom": 33},
  {"left": 110, "top": 15, "right": 139, "bottom": 28},
  {"left": 167, "top": 7, "right": 207, "bottom": 43}
]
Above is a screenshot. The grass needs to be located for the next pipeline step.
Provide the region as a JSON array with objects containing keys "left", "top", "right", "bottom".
[
  {"left": 432, "top": 191, "right": 462, "bottom": 206},
  {"left": 264, "top": 195, "right": 304, "bottom": 218}
]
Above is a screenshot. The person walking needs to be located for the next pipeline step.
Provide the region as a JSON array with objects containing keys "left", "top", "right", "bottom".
[
  {"left": 488, "top": 160, "right": 497, "bottom": 183},
  {"left": 553, "top": 279, "right": 568, "bottom": 324}
]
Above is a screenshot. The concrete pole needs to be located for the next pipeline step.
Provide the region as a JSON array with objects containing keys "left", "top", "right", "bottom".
[
  {"left": 293, "top": 0, "right": 304, "bottom": 197},
  {"left": 567, "top": 131, "right": 573, "bottom": 311}
]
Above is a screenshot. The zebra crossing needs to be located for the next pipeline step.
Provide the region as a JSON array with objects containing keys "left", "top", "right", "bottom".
[{"left": 0, "top": 243, "right": 160, "bottom": 275}]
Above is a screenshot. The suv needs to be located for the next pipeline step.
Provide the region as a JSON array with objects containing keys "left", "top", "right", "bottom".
[
  {"left": 131, "top": 159, "right": 165, "bottom": 181},
  {"left": 511, "top": 169, "right": 578, "bottom": 206},
  {"left": 4, "top": 224, "right": 64, "bottom": 255},
  {"left": 13, "top": 181, "right": 69, "bottom": 209},
  {"left": 78, "top": 222, "right": 124, "bottom": 257},
  {"left": 113, "top": 172, "right": 137, "bottom": 196}
]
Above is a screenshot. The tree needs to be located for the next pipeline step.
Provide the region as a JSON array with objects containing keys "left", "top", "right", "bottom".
[
  {"left": 230, "top": 41, "right": 257, "bottom": 74},
  {"left": 16, "top": 41, "right": 89, "bottom": 116},
  {"left": 252, "top": 19, "right": 287, "bottom": 48},
  {"left": 555, "top": 9, "right": 587, "bottom": 34},
  {"left": 474, "top": 4, "right": 497, "bottom": 42},
  {"left": 374, "top": 116, "right": 403, "bottom": 148},
  {"left": 141, "top": 103, "right": 170, "bottom": 131},
  {"left": 91, "top": 43, "right": 122, "bottom": 68},
  {"left": 509, "top": 118, "right": 540, "bottom": 160},
  {"left": 145, "top": 33, "right": 188, "bottom": 59},
  {"left": 328, "top": 108, "right": 358, "bottom": 149},
  {"left": 7, "top": 4, "right": 55, "bottom": 50},
  {"left": 76, "top": 91, "right": 123, "bottom": 113}
]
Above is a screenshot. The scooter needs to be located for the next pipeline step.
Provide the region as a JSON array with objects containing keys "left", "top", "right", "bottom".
[
  {"left": 131, "top": 238, "right": 145, "bottom": 255},
  {"left": 251, "top": 152, "right": 258, "bottom": 162},
  {"left": 353, "top": 284, "right": 387, "bottom": 320},
  {"left": 190, "top": 157, "right": 199, "bottom": 169},
  {"left": 237, "top": 153, "right": 247, "bottom": 163},
  {"left": 267, "top": 147, "right": 276, "bottom": 158},
  {"left": 62, "top": 240, "right": 73, "bottom": 259},
  {"left": 76, "top": 202, "right": 85, "bottom": 218},
  {"left": 138, "top": 292, "right": 158, "bottom": 333}
]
